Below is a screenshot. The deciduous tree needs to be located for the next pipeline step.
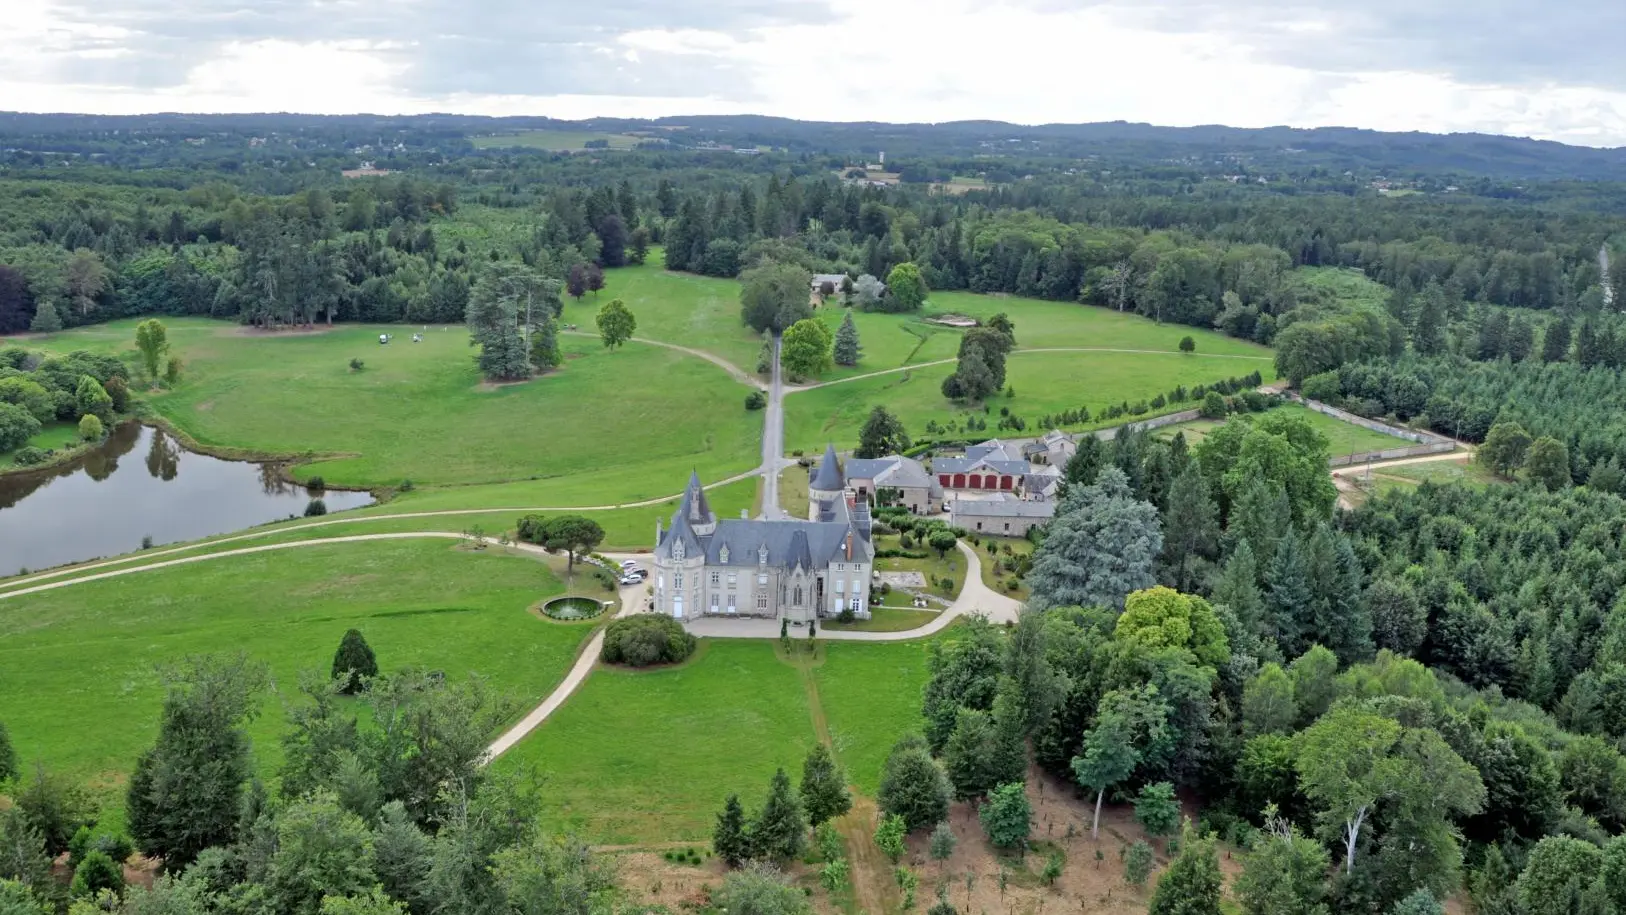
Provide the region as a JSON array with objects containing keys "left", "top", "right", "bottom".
[
  {"left": 780, "top": 318, "right": 832, "bottom": 379},
  {"left": 856, "top": 406, "right": 909, "bottom": 459},
  {"left": 877, "top": 735, "right": 950, "bottom": 832},
  {"left": 134, "top": 319, "right": 169, "bottom": 381},
  {"left": 978, "top": 782, "right": 1031, "bottom": 849},
  {"left": 740, "top": 262, "right": 813, "bottom": 333},
  {"left": 595, "top": 298, "right": 636, "bottom": 350},
  {"left": 1027, "top": 466, "right": 1162, "bottom": 611}
]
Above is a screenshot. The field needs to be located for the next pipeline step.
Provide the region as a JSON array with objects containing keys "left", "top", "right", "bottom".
[
  {"left": 814, "top": 639, "right": 937, "bottom": 794},
  {"left": 469, "top": 130, "right": 644, "bottom": 151},
  {"left": 503, "top": 640, "right": 816, "bottom": 843},
  {"left": 30, "top": 319, "right": 761, "bottom": 492},
  {"left": 782, "top": 350, "right": 1269, "bottom": 453},
  {"left": 0, "top": 539, "right": 593, "bottom": 816},
  {"left": 1160, "top": 402, "right": 1411, "bottom": 456}
]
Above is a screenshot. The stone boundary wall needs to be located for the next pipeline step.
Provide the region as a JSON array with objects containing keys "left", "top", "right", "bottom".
[{"left": 1284, "top": 393, "right": 1459, "bottom": 466}]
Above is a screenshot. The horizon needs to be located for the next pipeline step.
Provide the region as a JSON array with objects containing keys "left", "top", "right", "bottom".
[{"left": 5, "top": 0, "right": 1625, "bottom": 147}]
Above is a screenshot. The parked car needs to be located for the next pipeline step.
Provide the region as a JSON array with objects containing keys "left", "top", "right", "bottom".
[
  {"left": 618, "top": 559, "right": 642, "bottom": 571},
  {"left": 618, "top": 569, "right": 648, "bottom": 585}
]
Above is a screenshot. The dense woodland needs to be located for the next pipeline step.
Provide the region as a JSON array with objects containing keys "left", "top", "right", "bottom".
[{"left": 4, "top": 115, "right": 1626, "bottom": 915}]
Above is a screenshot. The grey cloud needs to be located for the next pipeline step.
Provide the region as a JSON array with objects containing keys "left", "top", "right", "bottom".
[
  {"left": 1050, "top": 0, "right": 1626, "bottom": 92},
  {"left": 33, "top": 0, "right": 828, "bottom": 98}
]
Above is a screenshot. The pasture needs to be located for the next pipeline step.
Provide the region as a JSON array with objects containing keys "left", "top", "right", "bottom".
[
  {"left": 503, "top": 640, "right": 817, "bottom": 843},
  {"left": 1160, "top": 402, "right": 1411, "bottom": 457},
  {"left": 781, "top": 350, "right": 1271, "bottom": 454},
  {"left": 30, "top": 319, "right": 762, "bottom": 492},
  {"left": 0, "top": 539, "right": 591, "bottom": 815}
]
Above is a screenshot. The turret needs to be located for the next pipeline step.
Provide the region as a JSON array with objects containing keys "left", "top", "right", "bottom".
[{"left": 809, "top": 443, "right": 844, "bottom": 518}]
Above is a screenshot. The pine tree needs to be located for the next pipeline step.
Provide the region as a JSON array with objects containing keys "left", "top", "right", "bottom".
[
  {"left": 331, "top": 629, "right": 379, "bottom": 695},
  {"left": 942, "top": 709, "right": 997, "bottom": 800},
  {"left": 530, "top": 316, "right": 561, "bottom": 371},
  {"left": 1266, "top": 530, "right": 1313, "bottom": 656},
  {"left": 987, "top": 686, "right": 1028, "bottom": 788},
  {"left": 800, "top": 745, "right": 852, "bottom": 827},
  {"left": 28, "top": 299, "right": 62, "bottom": 333},
  {"left": 749, "top": 768, "right": 807, "bottom": 863},
  {"left": 1542, "top": 316, "right": 1573, "bottom": 363},
  {"left": 833, "top": 309, "right": 862, "bottom": 366},
  {"left": 856, "top": 406, "right": 910, "bottom": 459},
  {"left": 1412, "top": 283, "right": 1448, "bottom": 356},
  {"left": 1212, "top": 542, "right": 1266, "bottom": 641},
  {"left": 1027, "top": 466, "right": 1162, "bottom": 611},
  {"left": 713, "top": 794, "right": 750, "bottom": 867},
  {"left": 1161, "top": 463, "right": 1219, "bottom": 592}
]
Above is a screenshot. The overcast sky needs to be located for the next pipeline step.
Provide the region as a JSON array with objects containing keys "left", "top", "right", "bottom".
[{"left": 5, "top": 0, "right": 1626, "bottom": 146}]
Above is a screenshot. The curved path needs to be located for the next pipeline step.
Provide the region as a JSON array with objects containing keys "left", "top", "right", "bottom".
[
  {"left": 790, "top": 346, "right": 1273, "bottom": 392},
  {"left": 562, "top": 330, "right": 767, "bottom": 390},
  {"left": 0, "top": 468, "right": 761, "bottom": 594}
]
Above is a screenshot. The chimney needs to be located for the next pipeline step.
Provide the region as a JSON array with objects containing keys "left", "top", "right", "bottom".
[{"left": 741, "top": 509, "right": 749, "bottom": 519}]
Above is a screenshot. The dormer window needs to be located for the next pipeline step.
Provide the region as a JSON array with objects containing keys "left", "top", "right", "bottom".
[
  {"left": 720, "top": 545, "right": 730, "bottom": 563},
  {"left": 758, "top": 544, "right": 769, "bottom": 565}
]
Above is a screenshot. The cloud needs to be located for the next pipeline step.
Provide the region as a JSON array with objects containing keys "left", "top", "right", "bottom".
[{"left": 0, "top": 0, "right": 1624, "bottom": 145}]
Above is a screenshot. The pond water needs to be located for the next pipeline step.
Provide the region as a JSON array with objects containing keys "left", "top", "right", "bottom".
[{"left": 0, "top": 423, "right": 374, "bottom": 576}]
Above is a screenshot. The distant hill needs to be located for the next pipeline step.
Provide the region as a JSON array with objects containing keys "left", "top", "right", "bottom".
[{"left": 1, "top": 111, "right": 1623, "bottom": 181}]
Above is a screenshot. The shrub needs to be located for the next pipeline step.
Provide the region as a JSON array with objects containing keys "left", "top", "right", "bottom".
[
  {"left": 12, "top": 446, "right": 48, "bottom": 466},
  {"left": 1179, "top": 336, "right": 1196, "bottom": 354},
  {"left": 1199, "top": 391, "right": 1227, "bottom": 419},
  {"left": 78, "top": 413, "right": 103, "bottom": 441},
  {"left": 70, "top": 849, "right": 124, "bottom": 899},
  {"left": 305, "top": 476, "right": 326, "bottom": 492},
  {"left": 399, "top": 479, "right": 415, "bottom": 492},
  {"left": 602, "top": 615, "right": 697, "bottom": 667},
  {"left": 1301, "top": 370, "right": 1341, "bottom": 403},
  {"left": 304, "top": 498, "right": 328, "bottom": 516},
  {"left": 745, "top": 390, "right": 767, "bottom": 410},
  {"left": 349, "top": 358, "right": 365, "bottom": 372}
]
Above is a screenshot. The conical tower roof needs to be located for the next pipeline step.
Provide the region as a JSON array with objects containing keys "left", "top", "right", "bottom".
[
  {"left": 684, "top": 469, "right": 713, "bottom": 524},
  {"left": 811, "top": 443, "right": 843, "bottom": 492}
]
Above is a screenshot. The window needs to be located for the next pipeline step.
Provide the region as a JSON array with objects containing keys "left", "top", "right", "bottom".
[
  {"left": 850, "top": 596, "right": 862, "bottom": 612},
  {"left": 794, "top": 586, "right": 804, "bottom": 605},
  {"left": 710, "top": 593, "right": 719, "bottom": 610},
  {"left": 836, "top": 562, "right": 845, "bottom": 571},
  {"left": 757, "top": 593, "right": 768, "bottom": 611},
  {"left": 710, "top": 571, "right": 719, "bottom": 586},
  {"left": 727, "top": 573, "right": 737, "bottom": 586},
  {"left": 758, "top": 574, "right": 767, "bottom": 585},
  {"left": 1004, "top": 522, "right": 1010, "bottom": 532},
  {"left": 673, "top": 572, "right": 683, "bottom": 589},
  {"left": 976, "top": 522, "right": 983, "bottom": 531},
  {"left": 835, "top": 578, "right": 845, "bottom": 593},
  {"left": 727, "top": 593, "right": 737, "bottom": 613}
]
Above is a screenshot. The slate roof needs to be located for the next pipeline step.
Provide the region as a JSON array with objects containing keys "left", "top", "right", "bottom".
[
  {"left": 950, "top": 498, "right": 1057, "bottom": 520},
  {"left": 933, "top": 455, "right": 1032, "bottom": 476},
  {"left": 845, "top": 455, "right": 940, "bottom": 495},
  {"left": 656, "top": 472, "right": 874, "bottom": 568},
  {"left": 811, "top": 443, "right": 844, "bottom": 491}
]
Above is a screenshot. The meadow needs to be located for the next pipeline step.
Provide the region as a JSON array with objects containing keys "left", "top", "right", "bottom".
[
  {"left": 814, "top": 639, "right": 936, "bottom": 795},
  {"left": 1, "top": 421, "right": 81, "bottom": 469},
  {"left": 0, "top": 539, "right": 593, "bottom": 818},
  {"left": 1160, "top": 401, "right": 1412, "bottom": 456},
  {"left": 781, "top": 350, "right": 1272, "bottom": 453},
  {"left": 31, "top": 319, "right": 762, "bottom": 492},
  {"left": 503, "top": 640, "right": 817, "bottom": 843}
]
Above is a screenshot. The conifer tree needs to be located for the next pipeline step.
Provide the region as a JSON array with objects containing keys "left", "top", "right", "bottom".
[
  {"left": 1027, "top": 466, "right": 1162, "bottom": 611},
  {"left": 1162, "top": 463, "right": 1219, "bottom": 592},
  {"left": 530, "top": 315, "right": 561, "bottom": 371},
  {"left": 713, "top": 794, "right": 750, "bottom": 867},
  {"left": 833, "top": 309, "right": 862, "bottom": 366},
  {"left": 1212, "top": 542, "right": 1265, "bottom": 641},
  {"left": 749, "top": 769, "right": 807, "bottom": 863},
  {"left": 1266, "top": 530, "right": 1312, "bottom": 656},
  {"left": 28, "top": 300, "right": 62, "bottom": 333},
  {"left": 799, "top": 745, "right": 852, "bottom": 828},
  {"left": 332, "top": 629, "right": 379, "bottom": 695}
]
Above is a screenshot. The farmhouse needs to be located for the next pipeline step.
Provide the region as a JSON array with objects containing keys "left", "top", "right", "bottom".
[
  {"left": 844, "top": 454, "right": 943, "bottom": 515},
  {"left": 949, "top": 495, "right": 1055, "bottom": 538},
  {"left": 810, "top": 274, "right": 848, "bottom": 294},
  {"left": 653, "top": 454, "right": 874, "bottom": 623}
]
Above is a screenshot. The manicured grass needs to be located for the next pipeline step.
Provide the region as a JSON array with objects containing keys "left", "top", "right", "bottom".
[
  {"left": 0, "top": 421, "right": 82, "bottom": 470},
  {"left": 502, "top": 640, "right": 816, "bottom": 843},
  {"left": 783, "top": 350, "right": 1267, "bottom": 453},
  {"left": 1160, "top": 402, "right": 1410, "bottom": 457},
  {"left": 777, "top": 463, "right": 811, "bottom": 517},
  {"left": 815, "top": 639, "right": 939, "bottom": 794},
  {"left": 971, "top": 537, "right": 1032, "bottom": 601},
  {"left": 823, "top": 608, "right": 939, "bottom": 633},
  {"left": 469, "top": 130, "right": 642, "bottom": 150},
  {"left": 1375, "top": 456, "right": 1494, "bottom": 485},
  {"left": 0, "top": 539, "right": 591, "bottom": 813},
  {"left": 874, "top": 534, "right": 964, "bottom": 600},
  {"left": 32, "top": 320, "right": 761, "bottom": 490}
]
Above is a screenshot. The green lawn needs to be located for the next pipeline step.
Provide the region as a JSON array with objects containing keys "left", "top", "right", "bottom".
[
  {"left": 814, "top": 639, "right": 938, "bottom": 794},
  {"left": 823, "top": 607, "right": 939, "bottom": 633},
  {"left": 469, "top": 130, "right": 643, "bottom": 150},
  {"left": 1375, "top": 456, "right": 1493, "bottom": 485},
  {"left": 783, "top": 350, "right": 1268, "bottom": 453},
  {"left": 1161, "top": 402, "right": 1411, "bottom": 457},
  {"left": 971, "top": 538, "right": 1032, "bottom": 601},
  {"left": 501, "top": 640, "right": 816, "bottom": 843},
  {"left": 0, "top": 421, "right": 82, "bottom": 470},
  {"left": 31, "top": 319, "right": 761, "bottom": 491},
  {"left": 0, "top": 539, "right": 592, "bottom": 817}
]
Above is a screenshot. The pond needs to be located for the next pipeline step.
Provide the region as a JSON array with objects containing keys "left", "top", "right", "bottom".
[{"left": 0, "top": 423, "right": 374, "bottom": 577}]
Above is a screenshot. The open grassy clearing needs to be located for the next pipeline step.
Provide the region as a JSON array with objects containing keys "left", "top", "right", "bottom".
[
  {"left": 30, "top": 318, "right": 761, "bottom": 491},
  {"left": 469, "top": 130, "right": 643, "bottom": 150},
  {"left": 1159, "top": 402, "right": 1411, "bottom": 456},
  {"left": 783, "top": 350, "right": 1271, "bottom": 453},
  {"left": 0, "top": 477, "right": 757, "bottom": 594},
  {"left": 0, "top": 539, "right": 590, "bottom": 817},
  {"left": 501, "top": 640, "right": 816, "bottom": 843},
  {"left": 814, "top": 639, "right": 937, "bottom": 794},
  {"left": 822, "top": 607, "right": 939, "bottom": 633},
  {"left": 0, "top": 421, "right": 82, "bottom": 470},
  {"left": 1375, "top": 456, "right": 1496, "bottom": 485},
  {"left": 971, "top": 537, "right": 1032, "bottom": 601}
]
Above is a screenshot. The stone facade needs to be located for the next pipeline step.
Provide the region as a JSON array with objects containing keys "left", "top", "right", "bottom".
[{"left": 653, "top": 453, "right": 873, "bottom": 622}]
